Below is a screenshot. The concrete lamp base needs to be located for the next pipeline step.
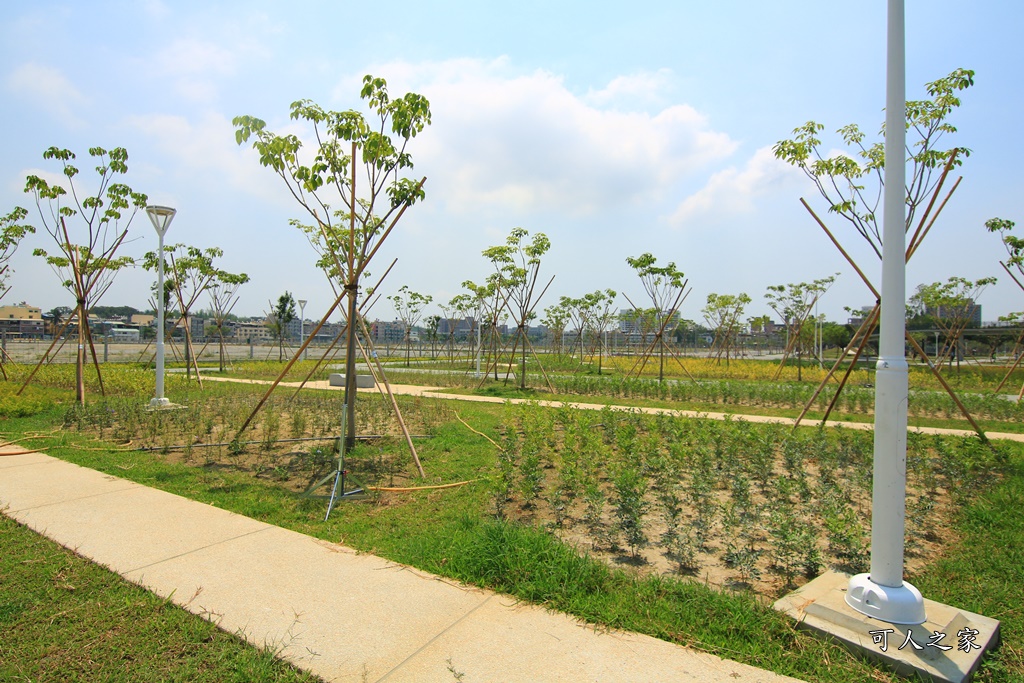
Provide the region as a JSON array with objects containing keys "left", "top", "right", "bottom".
[
  {"left": 775, "top": 571, "right": 1000, "bottom": 683},
  {"left": 847, "top": 572, "right": 926, "bottom": 625},
  {"left": 146, "top": 397, "right": 176, "bottom": 411}
]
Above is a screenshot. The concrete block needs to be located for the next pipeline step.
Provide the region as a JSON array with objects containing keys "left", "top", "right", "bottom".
[
  {"left": 774, "top": 570, "right": 1000, "bottom": 683},
  {"left": 328, "top": 373, "right": 375, "bottom": 389}
]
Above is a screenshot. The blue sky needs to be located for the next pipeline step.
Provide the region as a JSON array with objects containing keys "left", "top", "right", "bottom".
[{"left": 3, "top": 1, "right": 1022, "bottom": 326}]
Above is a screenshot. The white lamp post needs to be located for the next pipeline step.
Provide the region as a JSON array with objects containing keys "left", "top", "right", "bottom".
[
  {"left": 298, "top": 299, "right": 308, "bottom": 359},
  {"left": 845, "top": 0, "right": 926, "bottom": 625},
  {"left": 147, "top": 205, "right": 176, "bottom": 408}
]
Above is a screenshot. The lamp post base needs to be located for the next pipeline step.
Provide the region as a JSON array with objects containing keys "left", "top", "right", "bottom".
[
  {"left": 148, "top": 397, "right": 172, "bottom": 409},
  {"left": 846, "top": 572, "right": 926, "bottom": 625}
]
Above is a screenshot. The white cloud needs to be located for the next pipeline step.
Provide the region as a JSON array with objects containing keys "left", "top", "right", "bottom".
[
  {"left": 124, "top": 111, "right": 285, "bottom": 201},
  {"left": 152, "top": 37, "right": 238, "bottom": 103},
  {"left": 6, "top": 63, "right": 88, "bottom": 128},
  {"left": 583, "top": 69, "right": 674, "bottom": 107},
  {"left": 335, "top": 59, "right": 738, "bottom": 216},
  {"left": 156, "top": 38, "right": 236, "bottom": 77},
  {"left": 669, "top": 146, "right": 803, "bottom": 226}
]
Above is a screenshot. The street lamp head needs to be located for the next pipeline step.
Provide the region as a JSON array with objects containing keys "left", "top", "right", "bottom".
[{"left": 146, "top": 205, "right": 177, "bottom": 238}]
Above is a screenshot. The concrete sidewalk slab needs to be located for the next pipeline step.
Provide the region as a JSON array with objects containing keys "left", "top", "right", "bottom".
[
  {"left": 1, "top": 454, "right": 802, "bottom": 682},
  {"left": 380, "top": 591, "right": 765, "bottom": 683},
  {"left": 0, "top": 452, "right": 140, "bottom": 508},
  {"left": 125, "top": 524, "right": 493, "bottom": 681}
]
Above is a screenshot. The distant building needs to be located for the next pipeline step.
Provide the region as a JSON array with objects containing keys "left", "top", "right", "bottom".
[
  {"left": 109, "top": 327, "right": 140, "bottom": 342},
  {"left": 847, "top": 306, "right": 875, "bottom": 327},
  {"left": 371, "top": 320, "right": 407, "bottom": 344},
  {"left": 437, "top": 316, "right": 475, "bottom": 339},
  {"left": 926, "top": 299, "right": 982, "bottom": 327},
  {"left": 618, "top": 308, "right": 680, "bottom": 341},
  {"left": 0, "top": 303, "right": 45, "bottom": 339},
  {"left": 235, "top": 319, "right": 274, "bottom": 343}
]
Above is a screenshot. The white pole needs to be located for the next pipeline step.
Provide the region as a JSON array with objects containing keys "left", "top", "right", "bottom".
[
  {"left": 846, "top": 0, "right": 925, "bottom": 625},
  {"left": 146, "top": 206, "right": 175, "bottom": 408}
]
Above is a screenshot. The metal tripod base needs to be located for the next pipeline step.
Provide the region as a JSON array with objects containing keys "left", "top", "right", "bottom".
[
  {"left": 323, "top": 468, "right": 364, "bottom": 521},
  {"left": 846, "top": 573, "right": 926, "bottom": 625}
]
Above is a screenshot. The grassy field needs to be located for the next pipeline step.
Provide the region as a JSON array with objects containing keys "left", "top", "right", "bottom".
[
  {"left": 1, "top": 361, "right": 1022, "bottom": 682},
  {"left": 0, "top": 513, "right": 323, "bottom": 683}
]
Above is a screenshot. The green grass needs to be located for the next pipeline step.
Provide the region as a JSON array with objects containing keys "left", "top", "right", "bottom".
[
  {"left": 0, "top": 514, "right": 323, "bottom": 683},
  {"left": 4, "top": 366, "right": 1023, "bottom": 682},
  {"left": 911, "top": 455, "right": 1024, "bottom": 681}
]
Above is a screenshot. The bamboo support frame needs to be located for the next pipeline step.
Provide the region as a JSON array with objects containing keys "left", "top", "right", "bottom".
[{"left": 794, "top": 177, "right": 986, "bottom": 439}]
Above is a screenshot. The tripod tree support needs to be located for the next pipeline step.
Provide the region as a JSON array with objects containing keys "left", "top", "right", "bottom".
[
  {"left": 479, "top": 228, "right": 554, "bottom": 391},
  {"left": 20, "top": 147, "right": 147, "bottom": 405}
]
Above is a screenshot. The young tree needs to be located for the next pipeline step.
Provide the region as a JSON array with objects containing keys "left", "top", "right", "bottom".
[
  {"left": 908, "top": 276, "right": 995, "bottom": 372},
  {"left": 0, "top": 209, "right": 35, "bottom": 375},
  {"left": 562, "top": 294, "right": 591, "bottom": 360},
  {"left": 764, "top": 274, "right": 838, "bottom": 380},
  {"left": 773, "top": 68, "right": 975, "bottom": 259},
  {"left": 702, "top": 292, "right": 751, "bottom": 365},
  {"left": 774, "top": 69, "right": 986, "bottom": 434},
  {"left": 0, "top": 208, "right": 35, "bottom": 301},
  {"left": 234, "top": 75, "right": 430, "bottom": 450},
  {"left": 208, "top": 276, "right": 249, "bottom": 372},
  {"left": 142, "top": 244, "right": 248, "bottom": 380},
  {"left": 984, "top": 217, "right": 1024, "bottom": 389},
  {"left": 439, "top": 293, "right": 473, "bottom": 364},
  {"left": 482, "top": 227, "right": 553, "bottom": 389},
  {"left": 424, "top": 315, "right": 441, "bottom": 358},
  {"left": 541, "top": 298, "right": 570, "bottom": 358},
  {"left": 584, "top": 289, "right": 618, "bottom": 374},
  {"left": 625, "top": 253, "right": 689, "bottom": 381},
  {"left": 388, "top": 285, "right": 431, "bottom": 367},
  {"left": 463, "top": 278, "right": 506, "bottom": 381},
  {"left": 22, "top": 147, "right": 147, "bottom": 404},
  {"left": 267, "top": 291, "right": 298, "bottom": 361}
]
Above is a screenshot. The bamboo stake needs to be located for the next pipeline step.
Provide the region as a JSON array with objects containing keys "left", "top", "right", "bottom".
[
  {"left": 820, "top": 306, "right": 879, "bottom": 426},
  {"left": 797, "top": 196, "right": 986, "bottom": 438},
  {"left": 356, "top": 314, "right": 425, "bottom": 477},
  {"left": 17, "top": 315, "right": 74, "bottom": 395},
  {"left": 905, "top": 150, "right": 959, "bottom": 255},
  {"left": 232, "top": 287, "right": 349, "bottom": 441},
  {"left": 793, "top": 305, "right": 879, "bottom": 428},
  {"left": 905, "top": 332, "right": 987, "bottom": 440}
]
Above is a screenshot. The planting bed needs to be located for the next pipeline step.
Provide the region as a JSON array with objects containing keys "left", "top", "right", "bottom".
[
  {"left": 492, "top": 401, "right": 991, "bottom": 596},
  {"left": 45, "top": 367, "right": 1003, "bottom": 600}
]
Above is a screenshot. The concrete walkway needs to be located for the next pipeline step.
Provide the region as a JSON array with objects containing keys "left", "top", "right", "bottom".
[{"left": 1, "top": 449, "right": 800, "bottom": 683}]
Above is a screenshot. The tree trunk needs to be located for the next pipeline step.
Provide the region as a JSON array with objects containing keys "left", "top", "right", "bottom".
[
  {"left": 76, "top": 303, "right": 85, "bottom": 405},
  {"left": 344, "top": 287, "right": 359, "bottom": 451},
  {"left": 520, "top": 327, "right": 527, "bottom": 389},
  {"left": 218, "top": 328, "right": 226, "bottom": 372}
]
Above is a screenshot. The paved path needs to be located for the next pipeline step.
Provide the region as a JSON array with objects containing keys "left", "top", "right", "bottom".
[
  {"left": 208, "top": 375, "right": 1024, "bottom": 443},
  {"left": 0, "top": 450, "right": 799, "bottom": 682}
]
